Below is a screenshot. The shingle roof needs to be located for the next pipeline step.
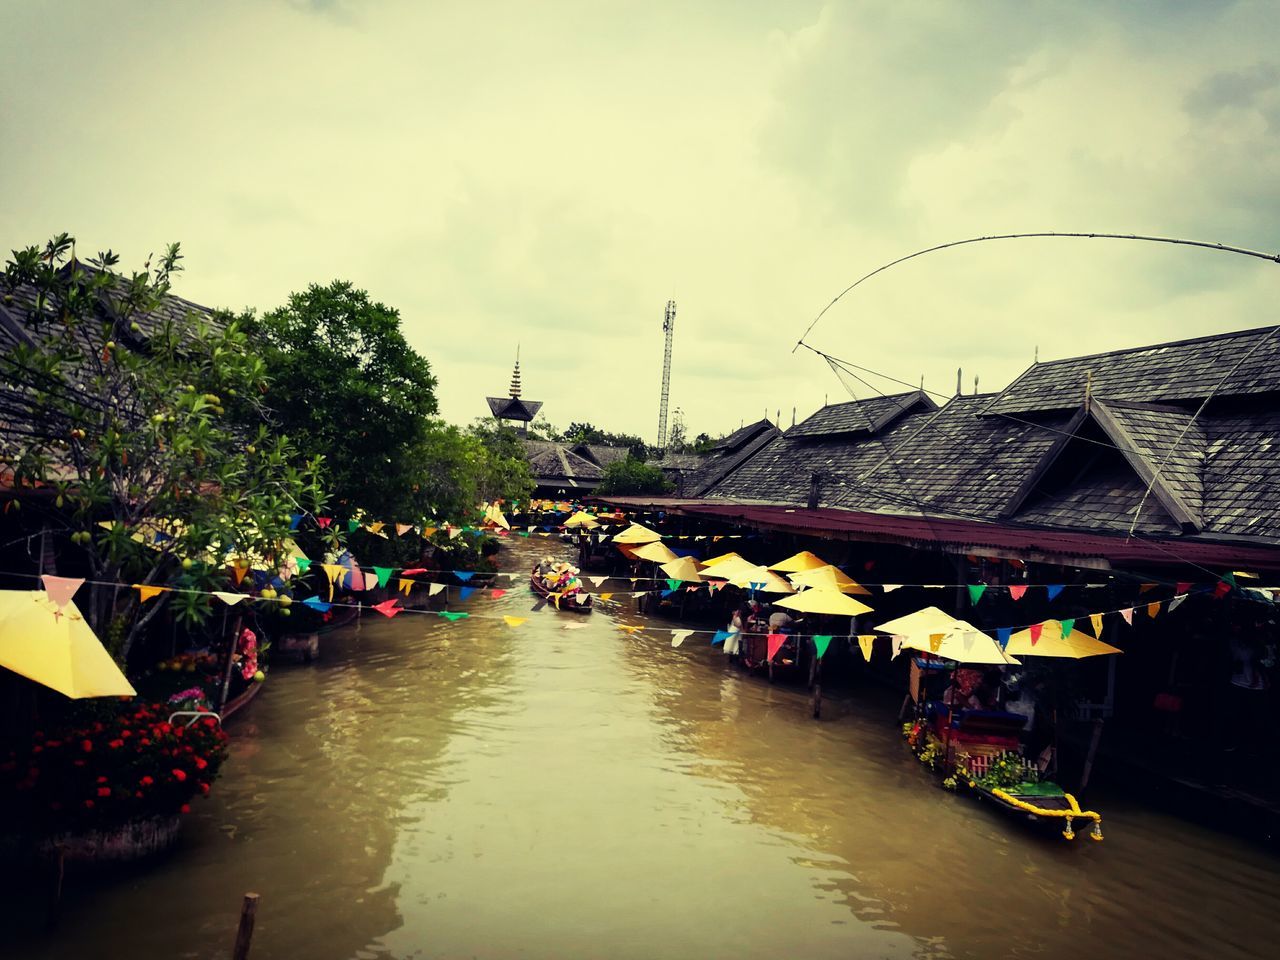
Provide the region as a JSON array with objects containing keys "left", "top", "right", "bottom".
[
  {"left": 572, "top": 443, "right": 631, "bottom": 468},
  {"left": 688, "top": 421, "right": 781, "bottom": 496},
  {"left": 522, "top": 440, "right": 603, "bottom": 485},
  {"left": 486, "top": 396, "right": 543, "bottom": 420},
  {"left": 1093, "top": 399, "right": 1205, "bottom": 526},
  {"left": 787, "top": 391, "right": 936, "bottom": 438},
  {"left": 1202, "top": 408, "right": 1280, "bottom": 540},
  {"left": 711, "top": 419, "right": 776, "bottom": 452},
  {"left": 987, "top": 326, "right": 1280, "bottom": 415}
]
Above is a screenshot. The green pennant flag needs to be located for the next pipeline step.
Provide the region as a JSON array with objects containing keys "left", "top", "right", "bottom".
[
  {"left": 1060, "top": 618, "right": 1075, "bottom": 639},
  {"left": 968, "top": 584, "right": 987, "bottom": 605},
  {"left": 438, "top": 611, "right": 470, "bottom": 621},
  {"left": 373, "top": 566, "right": 393, "bottom": 588},
  {"left": 666, "top": 578, "right": 681, "bottom": 593},
  {"left": 347, "top": 519, "right": 360, "bottom": 533},
  {"left": 295, "top": 557, "right": 312, "bottom": 574},
  {"left": 517, "top": 530, "right": 531, "bottom": 537},
  {"left": 813, "top": 634, "right": 833, "bottom": 659}
]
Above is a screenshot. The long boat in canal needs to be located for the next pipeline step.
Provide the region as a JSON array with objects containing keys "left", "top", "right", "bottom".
[{"left": 529, "top": 566, "right": 594, "bottom": 613}]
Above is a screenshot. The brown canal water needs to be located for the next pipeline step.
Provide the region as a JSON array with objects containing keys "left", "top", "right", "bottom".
[{"left": 7, "top": 537, "right": 1280, "bottom": 959}]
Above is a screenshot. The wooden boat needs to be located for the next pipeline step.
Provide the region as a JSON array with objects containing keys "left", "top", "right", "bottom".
[
  {"left": 529, "top": 567, "right": 593, "bottom": 613},
  {"left": 221, "top": 671, "right": 266, "bottom": 721},
  {"left": 958, "top": 752, "right": 1104, "bottom": 841}
]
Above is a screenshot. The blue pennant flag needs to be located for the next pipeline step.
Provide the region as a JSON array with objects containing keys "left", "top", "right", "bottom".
[
  {"left": 459, "top": 587, "right": 476, "bottom": 601},
  {"left": 1046, "top": 584, "right": 1064, "bottom": 601},
  {"left": 662, "top": 589, "right": 677, "bottom": 598},
  {"left": 289, "top": 513, "right": 303, "bottom": 531},
  {"left": 711, "top": 630, "right": 731, "bottom": 646},
  {"left": 995, "top": 627, "right": 1012, "bottom": 650},
  {"left": 455, "top": 571, "right": 474, "bottom": 582},
  {"left": 302, "top": 596, "right": 331, "bottom": 613}
]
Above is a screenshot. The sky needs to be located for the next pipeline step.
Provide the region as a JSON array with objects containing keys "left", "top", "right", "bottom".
[{"left": 2, "top": 0, "right": 1279, "bottom": 442}]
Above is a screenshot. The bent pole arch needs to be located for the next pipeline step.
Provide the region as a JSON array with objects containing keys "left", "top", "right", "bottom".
[{"left": 793, "top": 231, "right": 1280, "bottom": 352}]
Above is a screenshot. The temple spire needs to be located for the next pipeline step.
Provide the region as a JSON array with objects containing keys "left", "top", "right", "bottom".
[{"left": 509, "top": 345, "right": 522, "bottom": 399}]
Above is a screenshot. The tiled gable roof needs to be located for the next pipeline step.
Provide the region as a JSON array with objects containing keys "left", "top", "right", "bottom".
[
  {"left": 486, "top": 396, "right": 543, "bottom": 420},
  {"left": 987, "top": 326, "right": 1280, "bottom": 415},
  {"left": 688, "top": 422, "right": 782, "bottom": 496},
  {"left": 1202, "top": 408, "right": 1280, "bottom": 540},
  {"left": 1092, "top": 399, "right": 1205, "bottom": 527},
  {"left": 522, "top": 440, "right": 603, "bottom": 483},
  {"left": 711, "top": 419, "right": 775, "bottom": 452},
  {"left": 573, "top": 443, "right": 630, "bottom": 468},
  {"left": 787, "top": 391, "right": 935, "bottom": 438}
]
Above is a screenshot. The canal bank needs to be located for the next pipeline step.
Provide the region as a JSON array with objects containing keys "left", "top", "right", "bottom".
[{"left": 5, "top": 537, "right": 1280, "bottom": 960}]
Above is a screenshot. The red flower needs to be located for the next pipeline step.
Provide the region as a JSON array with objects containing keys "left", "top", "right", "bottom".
[
  {"left": 121, "top": 730, "right": 132, "bottom": 739},
  {"left": 96, "top": 776, "right": 108, "bottom": 784},
  {"left": 199, "top": 782, "right": 210, "bottom": 796},
  {"left": 180, "top": 803, "right": 191, "bottom": 814},
  {"left": 97, "top": 787, "right": 111, "bottom": 798},
  {"left": 140, "top": 738, "right": 152, "bottom": 747},
  {"left": 45, "top": 740, "right": 61, "bottom": 748},
  {"left": 81, "top": 739, "right": 93, "bottom": 752},
  {"left": 109, "top": 739, "right": 124, "bottom": 749},
  {"left": 83, "top": 800, "right": 94, "bottom": 809},
  {"left": 140, "top": 776, "right": 154, "bottom": 787},
  {"left": 32, "top": 745, "right": 42, "bottom": 754},
  {"left": 194, "top": 757, "right": 208, "bottom": 770},
  {"left": 171, "top": 768, "right": 187, "bottom": 782},
  {"left": 135, "top": 791, "right": 144, "bottom": 799}
]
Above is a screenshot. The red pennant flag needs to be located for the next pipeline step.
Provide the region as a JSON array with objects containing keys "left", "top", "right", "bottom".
[
  {"left": 373, "top": 599, "right": 403, "bottom": 617},
  {"left": 1176, "top": 581, "right": 1193, "bottom": 596},
  {"left": 316, "top": 517, "right": 332, "bottom": 529},
  {"left": 1008, "top": 584, "right": 1027, "bottom": 601},
  {"left": 1213, "top": 579, "right": 1232, "bottom": 599},
  {"left": 490, "top": 589, "right": 506, "bottom": 599},
  {"left": 1138, "top": 582, "right": 1156, "bottom": 594},
  {"left": 401, "top": 567, "right": 429, "bottom": 576},
  {"left": 1029, "top": 622, "right": 1044, "bottom": 645},
  {"left": 766, "top": 633, "right": 787, "bottom": 662},
  {"left": 1119, "top": 607, "right": 1134, "bottom": 625},
  {"left": 42, "top": 574, "right": 84, "bottom": 609}
]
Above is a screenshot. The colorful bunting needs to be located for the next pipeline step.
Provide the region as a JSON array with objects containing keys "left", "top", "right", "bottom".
[
  {"left": 459, "top": 587, "right": 476, "bottom": 601},
  {"left": 302, "top": 596, "right": 331, "bottom": 613},
  {"left": 503, "top": 616, "right": 527, "bottom": 628},
  {"left": 42, "top": 575, "right": 83, "bottom": 609},
  {"left": 1138, "top": 582, "right": 1156, "bottom": 594},
  {"left": 1029, "top": 623, "right": 1043, "bottom": 644},
  {"left": 1176, "top": 581, "right": 1193, "bottom": 596},
  {"left": 857, "top": 635, "right": 874, "bottom": 661},
  {"left": 1090, "top": 613, "right": 1103, "bottom": 638},
  {"left": 891, "top": 636, "right": 905, "bottom": 659},
  {"left": 320, "top": 563, "right": 344, "bottom": 600},
  {"left": 372, "top": 599, "right": 403, "bottom": 617},
  {"left": 213, "top": 591, "right": 248, "bottom": 606},
  {"left": 428, "top": 583, "right": 446, "bottom": 597},
  {"left": 618, "top": 625, "right": 643, "bottom": 635},
  {"left": 1119, "top": 607, "right": 1133, "bottom": 625},
  {"left": 134, "top": 584, "right": 168, "bottom": 603},
  {"left": 289, "top": 513, "right": 303, "bottom": 530},
  {"left": 230, "top": 561, "right": 250, "bottom": 585},
  {"left": 813, "top": 634, "right": 833, "bottom": 659},
  {"left": 671, "top": 630, "right": 693, "bottom": 648},
  {"left": 711, "top": 630, "right": 731, "bottom": 646},
  {"left": 1060, "top": 618, "right": 1075, "bottom": 639},
  {"left": 438, "top": 611, "right": 469, "bottom": 621},
  {"left": 398, "top": 578, "right": 414, "bottom": 596},
  {"left": 598, "top": 593, "right": 613, "bottom": 602},
  {"left": 1008, "top": 584, "right": 1027, "bottom": 601},
  {"left": 455, "top": 571, "right": 474, "bottom": 582},
  {"left": 491, "top": 589, "right": 506, "bottom": 599},
  {"left": 1169, "top": 594, "right": 1188, "bottom": 612},
  {"left": 372, "top": 566, "right": 393, "bottom": 588},
  {"left": 666, "top": 579, "right": 682, "bottom": 593},
  {"left": 295, "top": 557, "right": 312, "bottom": 574},
  {"left": 766, "top": 633, "right": 787, "bottom": 662},
  {"left": 995, "top": 627, "right": 1012, "bottom": 650},
  {"left": 395, "top": 523, "right": 413, "bottom": 536},
  {"left": 928, "top": 632, "right": 945, "bottom": 653},
  {"left": 1046, "top": 584, "right": 1064, "bottom": 601},
  {"left": 967, "top": 584, "right": 987, "bottom": 605},
  {"left": 347, "top": 519, "right": 360, "bottom": 533},
  {"left": 881, "top": 584, "right": 901, "bottom": 593},
  {"left": 316, "top": 517, "right": 332, "bottom": 529},
  {"left": 1147, "top": 601, "right": 1161, "bottom": 618}
]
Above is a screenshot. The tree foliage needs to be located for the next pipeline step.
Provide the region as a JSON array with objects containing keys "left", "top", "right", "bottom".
[
  {"left": 562, "top": 421, "right": 649, "bottom": 460},
  {"left": 1, "top": 235, "right": 326, "bottom": 659},
  {"left": 247, "top": 281, "right": 439, "bottom": 520},
  {"left": 595, "top": 457, "right": 673, "bottom": 496}
]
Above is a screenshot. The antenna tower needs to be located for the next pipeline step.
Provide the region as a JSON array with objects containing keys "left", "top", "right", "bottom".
[{"left": 656, "top": 300, "right": 676, "bottom": 451}]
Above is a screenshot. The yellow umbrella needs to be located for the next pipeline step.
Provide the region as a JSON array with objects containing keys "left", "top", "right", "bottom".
[
  {"left": 700, "top": 556, "right": 760, "bottom": 581},
  {"left": 775, "top": 588, "right": 873, "bottom": 616},
  {"left": 0, "top": 591, "right": 136, "bottom": 699},
  {"left": 701, "top": 551, "right": 745, "bottom": 568},
  {"left": 631, "top": 540, "right": 679, "bottom": 564},
  {"left": 483, "top": 504, "right": 511, "bottom": 530},
  {"left": 614, "top": 522, "right": 662, "bottom": 544},
  {"left": 874, "top": 606, "right": 1019, "bottom": 665},
  {"left": 1006, "top": 621, "right": 1123, "bottom": 659},
  {"left": 789, "top": 565, "right": 872, "bottom": 596},
  {"left": 563, "top": 510, "right": 600, "bottom": 530},
  {"left": 715, "top": 564, "right": 796, "bottom": 594},
  {"left": 660, "top": 555, "right": 704, "bottom": 582},
  {"left": 769, "top": 550, "right": 829, "bottom": 573}
]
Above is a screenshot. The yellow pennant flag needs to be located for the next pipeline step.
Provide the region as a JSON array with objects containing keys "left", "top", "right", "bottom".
[
  {"left": 503, "top": 616, "right": 527, "bottom": 628},
  {"left": 134, "top": 584, "right": 169, "bottom": 603},
  {"left": 1090, "top": 613, "right": 1103, "bottom": 638},
  {"left": 230, "top": 559, "right": 251, "bottom": 585},
  {"left": 598, "top": 593, "right": 613, "bottom": 602},
  {"left": 618, "top": 625, "right": 643, "bottom": 635},
  {"left": 320, "top": 563, "right": 345, "bottom": 600},
  {"left": 858, "top": 635, "right": 875, "bottom": 662},
  {"left": 396, "top": 523, "right": 413, "bottom": 536},
  {"left": 929, "top": 632, "right": 945, "bottom": 653},
  {"left": 399, "top": 578, "right": 414, "bottom": 596},
  {"left": 367, "top": 521, "right": 385, "bottom": 534},
  {"left": 1147, "top": 600, "right": 1161, "bottom": 618},
  {"left": 421, "top": 526, "right": 437, "bottom": 538}
]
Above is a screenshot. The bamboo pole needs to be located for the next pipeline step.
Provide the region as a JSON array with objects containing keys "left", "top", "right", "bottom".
[
  {"left": 231, "top": 892, "right": 259, "bottom": 960},
  {"left": 218, "top": 613, "right": 244, "bottom": 711}
]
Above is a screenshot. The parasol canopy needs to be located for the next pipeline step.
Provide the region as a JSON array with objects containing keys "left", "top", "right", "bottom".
[
  {"left": 482, "top": 503, "right": 511, "bottom": 530},
  {"left": 875, "top": 606, "right": 1019, "bottom": 665},
  {"left": 775, "top": 588, "right": 874, "bottom": 616},
  {"left": 769, "top": 550, "right": 830, "bottom": 573},
  {"left": 630, "top": 540, "right": 679, "bottom": 564},
  {"left": 701, "top": 551, "right": 745, "bottom": 568},
  {"left": 613, "top": 522, "right": 662, "bottom": 544},
  {"left": 1006, "top": 621, "right": 1123, "bottom": 659},
  {"left": 788, "top": 565, "right": 871, "bottom": 596},
  {"left": 562, "top": 510, "right": 600, "bottom": 530},
  {"left": 660, "top": 555, "right": 704, "bottom": 582},
  {"left": 708, "top": 563, "right": 796, "bottom": 594},
  {"left": 0, "top": 591, "right": 136, "bottom": 699}
]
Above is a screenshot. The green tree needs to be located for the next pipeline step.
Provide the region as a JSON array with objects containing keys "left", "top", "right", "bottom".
[
  {"left": 595, "top": 457, "right": 674, "bottom": 496},
  {"left": 248, "top": 281, "right": 438, "bottom": 519},
  {"left": 1, "top": 235, "right": 326, "bottom": 661}
]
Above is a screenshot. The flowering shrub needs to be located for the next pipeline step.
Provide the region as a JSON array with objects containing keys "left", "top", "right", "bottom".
[{"left": 0, "top": 702, "right": 228, "bottom": 833}]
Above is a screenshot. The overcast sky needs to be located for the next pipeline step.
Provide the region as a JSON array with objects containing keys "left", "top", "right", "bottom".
[{"left": 3, "top": 1, "right": 1278, "bottom": 441}]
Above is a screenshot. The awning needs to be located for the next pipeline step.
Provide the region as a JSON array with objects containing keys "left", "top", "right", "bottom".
[
  {"left": 875, "top": 606, "right": 1019, "bottom": 665},
  {"left": 0, "top": 591, "right": 136, "bottom": 699}
]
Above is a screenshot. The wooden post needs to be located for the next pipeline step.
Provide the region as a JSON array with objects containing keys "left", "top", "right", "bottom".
[
  {"left": 231, "top": 892, "right": 259, "bottom": 960},
  {"left": 45, "top": 843, "right": 65, "bottom": 931},
  {"left": 219, "top": 613, "right": 244, "bottom": 711},
  {"left": 809, "top": 648, "right": 823, "bottom": 719},
  {"left": 1078, "top": 718, "right": 1105, "bottom": 792}
]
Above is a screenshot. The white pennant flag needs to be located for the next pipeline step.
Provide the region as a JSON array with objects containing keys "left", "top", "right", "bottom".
[
  {"left": 671, "top": 629, "right": 694, "bottom": 647},
  {"left": 891, "top": 636, "right": 906, "bottom": 659},
  {"left": 588, "top": 576, "right": 607, "bottom": 587},
  {"left": 962, "top": 631, "right": 976, "bottom": 650},
  {"left": 1169, "top": 594, "right": 1188, "bottom": 612},
  {"left": 428, "top": 583, "right": 446, "bottom": 597},
  {"left": 881, "top": 584, "right": 902, "bottom": 593},
  {"left": 563, "top": 623, "right": 588, "bottom": 630},
  {"left": 632, "top": 590, "right": 649, "bottom": 598},
  {"left": 213, "top": 591, "right": 248, "bottom": 606}
]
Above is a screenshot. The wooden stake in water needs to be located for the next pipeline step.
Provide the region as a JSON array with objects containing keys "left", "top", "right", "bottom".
[{"left": 231, "top": 892, "right": 259, "bottom": 960}]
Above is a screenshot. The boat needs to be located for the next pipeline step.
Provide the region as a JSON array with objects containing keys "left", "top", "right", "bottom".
[
  {"left": 529, "top": 565, "right": 593, "bottom": 613},
  {"left": 956, "top": 751, "right": 1103, "bottom": 841}
]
